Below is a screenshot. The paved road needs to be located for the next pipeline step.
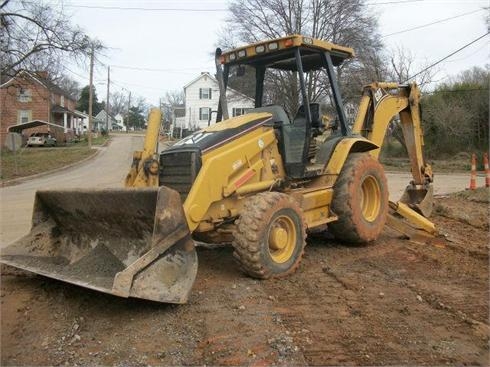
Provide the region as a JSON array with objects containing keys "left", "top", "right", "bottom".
[
  {"left": 0, "top": 134, "right": 143, "bottom": 246},
  {"left": 386, "top": 171, "right": 484, "bottom": 200},
  {"left": 0, "top": 134, "right": 480, "bottom": 247}
]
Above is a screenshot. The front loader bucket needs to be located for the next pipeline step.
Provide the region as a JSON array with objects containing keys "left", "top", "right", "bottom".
[{"left": 0, "top": 187, "right": 197, "bottom": 304}]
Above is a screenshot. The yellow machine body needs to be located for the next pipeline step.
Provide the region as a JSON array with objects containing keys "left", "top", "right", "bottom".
[{"left": 0, "top": 36, "right": 436, "bottom": 304}]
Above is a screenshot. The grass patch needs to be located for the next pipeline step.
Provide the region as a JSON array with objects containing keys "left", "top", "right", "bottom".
[
  {"left": 70, "top": 134, "right": 110, "bottom": 147},
  {"left": 1, "top": 147, "right": 96, "bottom": 181}
]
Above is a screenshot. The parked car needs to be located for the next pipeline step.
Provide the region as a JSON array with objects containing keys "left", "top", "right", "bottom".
[{"left": 27, "top": 132, "right": 57, "bottom": 147}]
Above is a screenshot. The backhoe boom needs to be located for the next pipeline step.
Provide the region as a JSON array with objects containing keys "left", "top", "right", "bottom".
[{"left": 353, "top": 82, "right": 435, "bottom": 233}]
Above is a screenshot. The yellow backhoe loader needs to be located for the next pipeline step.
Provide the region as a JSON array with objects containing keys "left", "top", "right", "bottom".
[{"left": 1, "top": 35, "right": 436, "bottom": 304}]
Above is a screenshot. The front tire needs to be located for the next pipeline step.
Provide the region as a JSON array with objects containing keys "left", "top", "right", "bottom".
[
  {"left": 329, "top": 153, "right": 388, "bottom": 243},
  {"left": 232, "top": 192, "right": 306, "bottom": 279}
]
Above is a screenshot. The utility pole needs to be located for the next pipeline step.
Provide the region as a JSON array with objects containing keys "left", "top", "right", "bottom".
[
  {"left": 159, "top": 97, "right": 164, "bottom": 135},
  {"left": 105, "top": 65, "right": 110, "bottom": 132},
  {"left": 126, "top": 91, "right": 131, "bottom": 133},
  {"left": 88, "top": 43, "right": 95, "bottom": 149}
]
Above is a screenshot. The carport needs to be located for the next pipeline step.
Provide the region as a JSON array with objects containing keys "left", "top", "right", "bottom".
[
  {"left": 8, "top": 120, "right": 67, "bottom": 145},
  {"left": 7, "top": 120, "right": 65, "bottom": 134}
]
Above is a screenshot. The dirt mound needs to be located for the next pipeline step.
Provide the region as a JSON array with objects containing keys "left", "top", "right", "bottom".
[{"left": 435, "top": 188, "right": 489, "bottom": 230}]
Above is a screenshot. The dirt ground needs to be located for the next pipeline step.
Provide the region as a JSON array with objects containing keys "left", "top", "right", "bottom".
[{"left": 1, "top": 189, "right": 489, "bottom": 366}]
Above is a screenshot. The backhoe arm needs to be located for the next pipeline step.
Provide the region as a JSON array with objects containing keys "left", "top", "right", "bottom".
[
  {"left": 125, "top": 108, "right": 161, "bottom": 187},
  {"left": 353, "top": 83, "right": 432, "bottom": 180},
  {"left": 352, "top": 82, "right": 433, "bottom": 214},
  {"left": 352, "top": 83, "right": 437, "bottom": 239}
]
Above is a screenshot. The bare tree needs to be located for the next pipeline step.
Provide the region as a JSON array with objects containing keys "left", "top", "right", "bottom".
[
  {"left": 53, "top": 74, "right": 81, "bottom": 99},
  {"left": 219, "top": 0, "right": 385, "bottom": 115},
  {"left": 160, "top": 90, "right": 184, "bottom": 122},
  {"left": 109, "top": 91, "right": 128, "bottom": 116},
  {"left": 0, "top": 0, "right": 94, "bottom": 78},
  {"left": 387, "top": 46, "right": 437, "bottom": 89}
]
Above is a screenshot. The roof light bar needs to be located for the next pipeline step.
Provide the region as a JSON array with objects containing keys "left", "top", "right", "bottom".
[
  {"left": 255, "top": 45, "right": 266, "bottom": 53},
  {"left": 268, "top": 42, "right": 278, "bottom": 50},
  {"left": 303, "top": 37, "right": 313, "bottom": 45}
]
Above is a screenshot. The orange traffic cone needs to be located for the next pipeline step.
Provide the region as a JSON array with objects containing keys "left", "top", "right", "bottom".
[
  {"left": 484, "top": 152, "right": 490, "bottom": 188},
  {"left": 469, "top": 153, "right": 477, "bottom": 190}
]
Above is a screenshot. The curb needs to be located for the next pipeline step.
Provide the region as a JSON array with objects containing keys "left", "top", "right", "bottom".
[{"left": 1, "top": 146, "right": 104, "bottom": 188}]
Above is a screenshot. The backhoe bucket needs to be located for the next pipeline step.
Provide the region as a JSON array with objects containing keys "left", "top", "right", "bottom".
[
  {"left": 0, "top": 187, "right": 197, "bottom": 304},
  {"left": 400, "top": 184, "right": 434, "bottom": 218}
]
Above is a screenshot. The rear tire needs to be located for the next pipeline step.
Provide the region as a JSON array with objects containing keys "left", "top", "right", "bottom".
[
  {"left": 232, "top": 192, "right": 306, "bottom": 279},
  {"left": 329, "top": 153, "right": 388, "bottom": 243}
]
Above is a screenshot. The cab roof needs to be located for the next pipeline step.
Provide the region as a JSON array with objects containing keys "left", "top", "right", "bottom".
[{"left": 221, "top": 34, "right": 354, "bottom": 72}]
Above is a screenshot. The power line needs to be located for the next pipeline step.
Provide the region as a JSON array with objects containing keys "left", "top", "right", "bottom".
[
  {"left": 111, "top": 79, "right": 165, "bottom": 91},
  {"left": 61, "top": 65, "right": 88, "bottom": 80},
  {"left": 366, "top": 0, "right": 424, "bottom": 5},
  {"left": 404, "top": 32, "right": 490, "bottom": 82},
  {"left": 423, "top": 87, "right": 488, "bottom": 95},
  {"left": 52, "top": 4, "right": 227, "bottom": 12},
  {"left": 381, "top": 9, "right": 485, "bottom": 38},
  {"left": 445, "top": 42, "right": 488, "bottom": 63},
  {"left": 367, "top": 0, "right": 487, "bottom": 4},
  {"left": 111, "top": 64, "right": 201, "bottom": 74}
]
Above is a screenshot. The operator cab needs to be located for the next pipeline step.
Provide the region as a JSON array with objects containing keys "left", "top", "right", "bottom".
[{"left": 216, "top": 35, "right": 354, "bottom": 178}]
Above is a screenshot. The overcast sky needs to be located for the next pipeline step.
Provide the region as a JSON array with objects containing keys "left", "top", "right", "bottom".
[{"left": 54, "top": 0, "right": 489, "bottom": 106}]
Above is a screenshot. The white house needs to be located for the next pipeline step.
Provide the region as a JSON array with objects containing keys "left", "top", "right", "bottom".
[
  {"left": 74, "top": 110, "right": 89, "bottom": 134},
  {"left": 174, "top": 72, "right": 254, "bottom": 132},
  {"left": 94, "top": 109, "right": 118, "bottom": 131},
  {"left": 114, "top": 113, "right": 126, "bottom": 131}
]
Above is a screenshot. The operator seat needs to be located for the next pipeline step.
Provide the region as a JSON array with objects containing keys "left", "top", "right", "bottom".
[
  {"left": 293, "top": 103, "right": 321, "bottom": 129},
  {"left": 281, "top": 103, "right": 322, "bottom": 177}
]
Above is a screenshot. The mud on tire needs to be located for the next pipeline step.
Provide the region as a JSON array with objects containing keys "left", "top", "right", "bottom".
[
  {"left": 329, "top": 152, "right": 388, "bottom": 243},
  {"left": 232, "top": 192, "right": 306, "bottom": 279}
]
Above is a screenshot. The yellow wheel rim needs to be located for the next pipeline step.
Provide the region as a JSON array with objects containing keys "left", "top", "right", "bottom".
[
  {"left": 360, "top": 175, "right": 381, "bottom": 222},
  {"left": 268, "top": 215, "right": 297, "bottom": 264}
]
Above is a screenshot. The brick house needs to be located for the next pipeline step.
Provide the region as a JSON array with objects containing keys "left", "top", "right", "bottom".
[{"left": 0, "top": 71, "right": 84, "bottom": 146}]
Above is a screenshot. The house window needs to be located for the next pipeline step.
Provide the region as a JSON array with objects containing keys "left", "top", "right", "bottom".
[
  {"left": 232, "top": 107, "right": 250, "bottom": 117},
  {"left": 17, "top": 88, "right": 32, "bottom": 102},
  {"left": 199, "top": 88, "right": 212, "bottom": 100},
  {"left": 60, "top": 95, "right": 65, "bottom": 107},
  {"left": 17, "top": 110, "right": 32, "bottom": 124},
  {"left": 199, "top": 107, "right": 211, "bottom": 121}
]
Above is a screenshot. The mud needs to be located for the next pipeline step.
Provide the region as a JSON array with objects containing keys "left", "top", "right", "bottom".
[
  {"left": 1, "top": 190, "right": 489, "bottom": 366},
  {"left": 65, "top": 243, "right": 126, "bottom": 278}
]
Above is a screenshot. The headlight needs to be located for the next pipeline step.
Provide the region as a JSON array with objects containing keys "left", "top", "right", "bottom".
[
  {"left": 237, "top": 49, "right": 247, "bottom": 58},
  {"left": 255, "top": 45, "right": 266, "bottom": 53},
  {"left": 268, "top": 42, "right": 278, "bottom": 50},
  {"left": 303, "top": 37, "right": 313, "bottom": 45}
]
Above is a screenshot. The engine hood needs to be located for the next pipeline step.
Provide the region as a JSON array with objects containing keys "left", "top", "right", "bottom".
[{"left": 166, "top": 112, "right": 272, "bottom": 154}]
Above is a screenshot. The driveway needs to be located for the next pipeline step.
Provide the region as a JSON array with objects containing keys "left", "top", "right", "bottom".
[{"left": 0, "top": 134, "right": 478, "bottom": 246}]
